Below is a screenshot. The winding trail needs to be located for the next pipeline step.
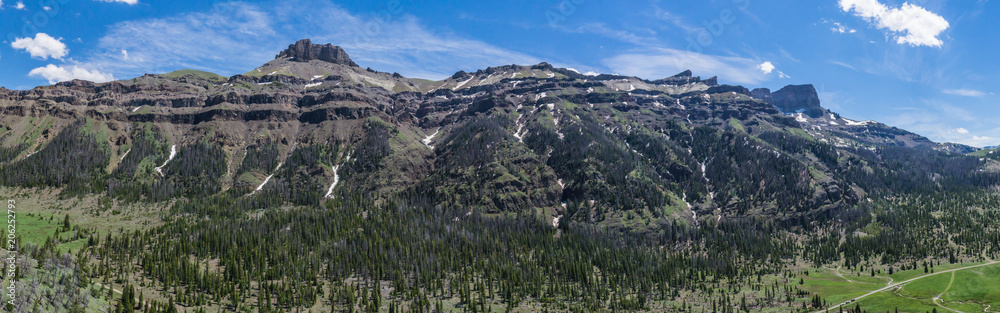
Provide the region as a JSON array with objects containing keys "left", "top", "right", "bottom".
[
  {"left": 814, "top": 260, "right": 999, "bottom": 313},
  {"left": 932, "top": 271, "right": 961, "bottom": 313}
]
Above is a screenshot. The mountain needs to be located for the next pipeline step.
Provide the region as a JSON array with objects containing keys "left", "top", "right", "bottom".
[
  {"left": 4, "top": 39, "right": 1000, "bottom": 313},
  {"left": 0, "top": 39, "right": 990, "bottom": 229}
]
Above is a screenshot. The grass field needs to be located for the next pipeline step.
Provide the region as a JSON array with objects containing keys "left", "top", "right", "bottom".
[{"left": 799, "top": 261, "right": 1000, "bottom": 313}]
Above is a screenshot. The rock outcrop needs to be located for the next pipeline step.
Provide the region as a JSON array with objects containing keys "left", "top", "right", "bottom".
[
  {"left": 275, "top": 39, "right": 358, "bottom": 67},
  {"left": 753, "top": 84, "right": 824, "bottom": 118}
]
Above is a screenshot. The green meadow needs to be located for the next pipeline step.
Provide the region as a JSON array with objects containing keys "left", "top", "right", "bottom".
[{"left": 798, "top": 262, "right": 1000, "bottom": 313}]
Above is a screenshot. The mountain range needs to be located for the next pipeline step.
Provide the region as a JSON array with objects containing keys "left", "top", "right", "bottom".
[{"left": 1, "top": 39, "right": 994, "bottom": 231}]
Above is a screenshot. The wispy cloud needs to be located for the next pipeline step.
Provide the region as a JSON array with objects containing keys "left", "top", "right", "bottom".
[
  {"left": 839, "top": 0, "right": 949, "bottom": 47},
  {"left": 881, "top": 99, "right": 999, "bottom": 147},
  {"left": 943, "top": 89, "right": 988, "bottom": 97},
  {"left": 70, "top": 0, "right": 538, "bottom": 81},
  {"left": 826, "top": 21, "right": 857, "bottom": 34},
  {"left": 551, "top": 22, "right": 659, "bottom": 47},
  {"left": 829, "top": 60, "right": 857, "bottom": 71},
  {"left": 98, "top": 0, "right": 138, "bottom": 4},
  {"left": 603, "top": 48, "right": 768, "bottom": 85}
]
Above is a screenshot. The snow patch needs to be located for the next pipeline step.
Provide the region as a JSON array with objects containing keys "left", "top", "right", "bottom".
[
  {"left": 324, "top": 164, "right": 340, "bottom": 198},
  {"left": 258, "top": 82, "right": 273, "bottom": 86},
  {"left": 845, "top": 119, "right": 872, "bottom": 126},
  {"left": 154, "top": 145, "right": 177, "bottom": 176},
  {"left": 312, "top": 75, "right": 324, "bottom": 81},
  {"left": 422, "top": 128, "right": 441, "bottom": 149},
  {"left": 452, "top": 76, "right": 475, "bottom": 90},
  {"left": 251, "top": 162, "right": 282, "bottom": 195},
  {"left": 304, "top": 82, "right": 322, "bottom": 89},
  {"left": 552, "top": 215, "right": 563, "bottom": 228},
  {"left": 131, "top": 106, "right": 141, "bottom": 113},
  {"left": 794, "top": 113, "right": 808, "bottom": 123},
  {"left": 513, "top": 109, "right": 527, "bottom": 143}
]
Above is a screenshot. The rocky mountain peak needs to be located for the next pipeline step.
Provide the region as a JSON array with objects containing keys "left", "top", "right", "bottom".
[
  {"left": 275, "top": 39, "right": 358, "bottom": 67},
  {"left": 753, "top": 84, "right": 824, "bottom": 118}
]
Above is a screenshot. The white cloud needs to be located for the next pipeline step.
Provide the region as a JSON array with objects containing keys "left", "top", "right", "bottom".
[
  {"left": 829, "top": 60, "right": 857, "bottom": 71},
  {"left": 943, "top": 89, "right": 987, "bottom": 97},
  {"left": 757, "top": 61, "right": 775, "bottom": 75},
  {"left": 839, "top": 0, "right": 949, "bottom": 47},
  {"left": 603, "top": 48, "right": 769, "bottom": 85},
  {"left": 28, "top": 64, "right": 115, "bottom": 84},
  {"left": 954, "top": 128, "right": 970, "bottom": 134},
  {"left": 11, "top": 33, "right": 68, "bottom": 60},
  {"left": 98, "top": 0, "right": 138, "bottom": 4},
  {"left": 830, "top": 22, "right": 857, "bottom": 33},
  {"left": 79, "top": 0, "right": 536, "bottom": 80},
  {"left": 778, "top": 71, "right": 790, "bottom": 79},
  {"left": 14, "top": 1, "right": 23, "bottom": 9}
]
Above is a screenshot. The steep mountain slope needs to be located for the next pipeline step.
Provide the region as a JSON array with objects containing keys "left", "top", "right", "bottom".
[{"left": 0, "top": 40, "right": 992, "bottom": 231}]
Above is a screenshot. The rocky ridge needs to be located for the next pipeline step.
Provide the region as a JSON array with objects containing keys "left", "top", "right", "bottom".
[{"left": 0, "top": 39, "right": 987, "bottom": 231}]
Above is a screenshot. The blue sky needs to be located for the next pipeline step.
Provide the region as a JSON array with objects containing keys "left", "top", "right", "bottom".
[{"left": 1, "top": 0, "right": 997, "bottom": 147}]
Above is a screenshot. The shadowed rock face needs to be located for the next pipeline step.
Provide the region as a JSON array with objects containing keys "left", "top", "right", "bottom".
[
  {"left": 753, "top": 84, "right": 824, "bottom": 118},
  {"left": 276, "top": 39, "right": 358, "bottom": 67}
]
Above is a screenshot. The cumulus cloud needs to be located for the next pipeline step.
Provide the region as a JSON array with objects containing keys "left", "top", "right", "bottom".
[
  {"left": 11, "top": 33, "right": 68, "bottom": 60},
  {"left": 98, "top": 0, "right": 138, "bottom": 4},
  {"left": 954, "top": 128, "right": 970, "bottom": 134},
  {"left": 603, "top": 48, "right": 769, "bottom": 85},
  {"left": 14, "top": 1, "right": 23, "bottom": 9},
  {"left": 943, "top": 89, "right": 987, "bottom": 97},
  {"left": 757, "top": 61, "right": 775, "bottom": 75},
  {"left": 839, "top": 0, "right": 949, "bottom": 47},
  {"left": 28, "top": 64, "right": 115, "bottom": 84}
]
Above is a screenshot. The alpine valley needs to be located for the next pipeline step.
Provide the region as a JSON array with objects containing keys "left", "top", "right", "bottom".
[{"left": 2, "top": 40, "right": 999, "bottom": 313}]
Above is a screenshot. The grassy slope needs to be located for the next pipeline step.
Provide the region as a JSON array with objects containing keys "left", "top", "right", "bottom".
[
  {"left": 162, "top": 69, "right": 227, "bottom": 82},
  {"left": 799, "top": 262, "right": 1000, "bottom": 312}
]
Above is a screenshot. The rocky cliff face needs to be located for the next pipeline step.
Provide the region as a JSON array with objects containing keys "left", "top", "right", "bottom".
[
  {"left": 769, "top": 84, "right": 824, "bottom": 118},
  {"left": 275, "top": 39, "right": 358, "bottom": 67},
  {"left": 750, "top": 88, "right": 772, "bottom": 102}
]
